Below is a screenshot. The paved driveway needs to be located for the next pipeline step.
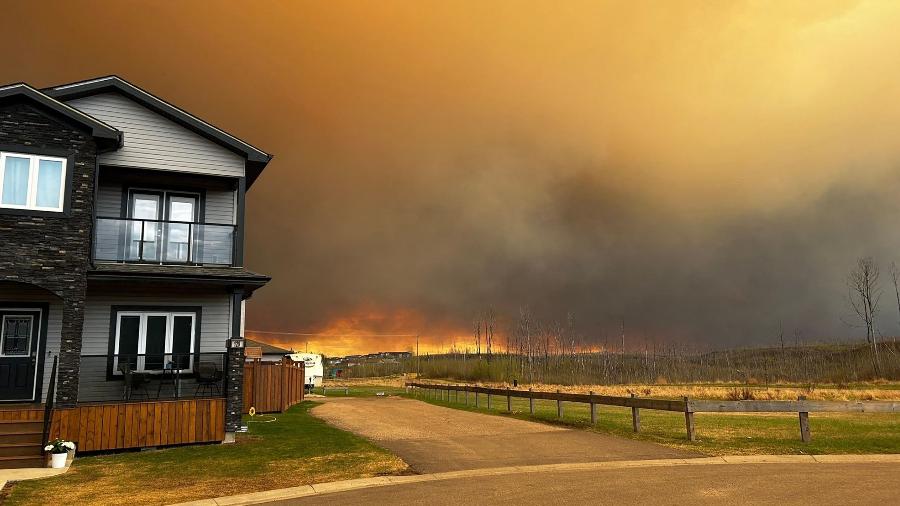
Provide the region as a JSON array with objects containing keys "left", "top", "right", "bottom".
[
  {"left": 274, "top": 462, "right": 900, "bottom": 505},
  {"left": 312, "top": 396, "right": 697, "bottom": 473}
]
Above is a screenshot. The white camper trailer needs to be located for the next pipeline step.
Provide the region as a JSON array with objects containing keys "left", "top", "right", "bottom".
[{"left": 288, "top": 353, "right": 324, "bottom": 388}]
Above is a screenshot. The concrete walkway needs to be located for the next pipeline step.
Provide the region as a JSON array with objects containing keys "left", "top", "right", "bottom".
[
  {"left": 311, "top": 396, "right": 697, "bottom": 472},
  {"left": 0, "top": 466, "right": 69, "bottom": 493}
]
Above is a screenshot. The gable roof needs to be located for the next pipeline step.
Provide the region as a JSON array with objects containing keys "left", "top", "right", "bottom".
[
  {"left": 0, "top": 83, "right": 122, "bottom": 149},
  {"left": 245, "top": 338, "right": 293, "bottom": 355},
  {"left": 45, "top": 76, "right": 273, "bottom": 187}
]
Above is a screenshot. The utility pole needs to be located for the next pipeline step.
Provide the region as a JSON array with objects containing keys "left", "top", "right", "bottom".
[
  {"left": 416, "top": 334, "right": 420, "bottom": 378},
  {"left": 621, "top": 317, "right": 626, "bottom": 354}
]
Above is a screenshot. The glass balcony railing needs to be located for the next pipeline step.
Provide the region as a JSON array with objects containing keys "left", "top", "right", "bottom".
[{"left": 94, "top": 217, "right": 235, "bottom": 266}]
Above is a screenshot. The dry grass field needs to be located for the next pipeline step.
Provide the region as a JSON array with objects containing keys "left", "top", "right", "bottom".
[{"left": 324, "top": 375, "right": 900, "bottom": 401}]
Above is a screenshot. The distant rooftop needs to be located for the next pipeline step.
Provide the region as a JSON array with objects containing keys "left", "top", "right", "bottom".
[{"left": 245, "top": 338, "right": 293, "bottom": 355}]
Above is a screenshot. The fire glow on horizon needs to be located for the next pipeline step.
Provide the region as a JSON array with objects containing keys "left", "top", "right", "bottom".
[{"left": 245, "top": 306, "right": 474, "bottom": 356}]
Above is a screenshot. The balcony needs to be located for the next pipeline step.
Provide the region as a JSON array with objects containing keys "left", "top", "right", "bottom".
[{"left": 94, "top": 217, "right": 235, "bottom": 266}]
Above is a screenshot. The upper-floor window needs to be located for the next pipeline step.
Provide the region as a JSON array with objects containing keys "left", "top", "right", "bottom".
[{"left": 0, "top": 151, "right": 66, "bottom": 212}]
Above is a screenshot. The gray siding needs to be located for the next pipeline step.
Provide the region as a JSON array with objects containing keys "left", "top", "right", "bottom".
[
  {"left": 205, "top": 189, "right": 235, "bottom": 225},
  {"left": 96, "top": 180, "right": 123, "bottom": 217},
  {"left": 78, "top": 285, "right": 232, "bottom": 402},
  {"left": 95, "top": 181, "right": 234, "bottom": 224},
  {"left": 81, "top": 285, "right": 231, "bottom": 355},
  {"left": 68, "top": 93, "right": 245, "bottom": 178},
  {"left": 94, "top": 181, "right": 124, "bottom": 261},
  {"left": 0, "top": 284, "right": 62, "bottom": 403}
]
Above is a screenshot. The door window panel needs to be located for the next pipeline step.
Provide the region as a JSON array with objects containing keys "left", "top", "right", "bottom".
[
  {"left": 165, "top": 196, "right": 197, "bottom": 262},
  {"left": 144, "top": 315, "right": 168, "bottom": 371},
  {"left": 1, "top": 316, "right": 32, "bottom": 356},
  {"left": 117, "top": 315, "right": 141, "bottom": 370},
  {"left": 128, "top": 194, "right": 160, "bottom": 261},
  {"left": 172, "top": 315, "right": 194, "bottom": 369}
]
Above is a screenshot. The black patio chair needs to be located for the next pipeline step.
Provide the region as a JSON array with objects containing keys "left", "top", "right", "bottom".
[
  {"left": 194, "top": 361, "right": 222, "bottom": 397},
  {"left": 119, "top": 362, "right": 149, "bottom": 400}
]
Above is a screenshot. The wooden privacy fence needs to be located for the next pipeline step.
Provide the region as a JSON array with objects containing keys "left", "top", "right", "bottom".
[
  {"left": 243, "top": 360, "right": 305, "bottom": 413},
  {"left": 406, "top": 382, "right": 900, "bottom": 442}
]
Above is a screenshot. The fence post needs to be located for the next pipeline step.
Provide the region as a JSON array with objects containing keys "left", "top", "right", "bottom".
[
  {"left": 556, "top": 389, "right": 563, "bottom": 418},
  {"left": 465, "top": 387, "right": 469, "bottom": 406},
  {"left": 487, "top": 391, "right": 492, "bottom": 410},
  {"left": 529, "top": 388, "right": 534, "bottom": 415},
  {"left": 683, "top": 396, "right": 695, "bottom": 441},
  {"left": 631, "top": 393, "right": 641, "bottom": 432},
  {"left": 798, "top": 395, "right": 811, "bottom": 443},
  {"left": 506, "top": 387, "right": 512, "bottom": 412},
  {"left": 590, "top": 390, "right": 596, "bottom": 425},
  {"left": 323, "top": 385, "right": 327, "bottom": 396},
  {"left": 475, "top": 390, "right": 479, "bottom": 408}
]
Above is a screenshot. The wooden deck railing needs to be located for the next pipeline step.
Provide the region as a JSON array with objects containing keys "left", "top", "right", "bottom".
[
  {"left": 406, "top": 382, "right": 900, "bottom": 442},
  {"left": 49, "top": 398, "right": 226, "bottom": 452}
]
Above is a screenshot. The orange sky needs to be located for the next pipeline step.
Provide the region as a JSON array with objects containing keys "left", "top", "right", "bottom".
[{"left": 3, "top": 1, "right": 900, "bottom": 354}]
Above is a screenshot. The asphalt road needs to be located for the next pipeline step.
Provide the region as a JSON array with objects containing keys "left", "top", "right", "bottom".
[
  {"left": 312, "top": 396, "right": 698, "bottom": 473},
  {"left": 272, "top": 462, "right": 900, "bottom": 505}
]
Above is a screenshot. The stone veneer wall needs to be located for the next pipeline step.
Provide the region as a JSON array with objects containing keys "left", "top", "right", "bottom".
[
  {"left": 225, "top": 345, "right": 245, "bottom": 432},
  {"left": 0, "top": 102, "right": 97, "bottom": 407}
]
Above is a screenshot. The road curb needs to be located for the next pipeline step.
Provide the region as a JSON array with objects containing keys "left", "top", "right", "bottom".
[{"left": 168, "top": 454, "right": 900, "bottom": 505}]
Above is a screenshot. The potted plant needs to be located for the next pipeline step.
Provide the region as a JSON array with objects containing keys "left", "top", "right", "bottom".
[{"left": 44, "top": 438, "right": 76, "bottom": 469}]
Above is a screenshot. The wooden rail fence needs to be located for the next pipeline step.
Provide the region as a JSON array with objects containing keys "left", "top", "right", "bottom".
[
  {"left": 243, "top": 360, "right": 305, "bottom": 413},
  {"left": 406, "top": 382, "right": 900, "bottom": 442}
]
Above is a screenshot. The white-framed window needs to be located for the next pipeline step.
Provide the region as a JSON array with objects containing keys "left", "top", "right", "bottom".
[
  {"left": 0, "top": 151, "right": 67, "bottom": 212},
  {"left": 113, "top": 311, "right": 196, "bottom": 373}
]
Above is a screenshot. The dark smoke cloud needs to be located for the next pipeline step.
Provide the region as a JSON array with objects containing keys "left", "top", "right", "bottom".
[{"left": 3, "top": 1, "right": 900, "bottom": 352}]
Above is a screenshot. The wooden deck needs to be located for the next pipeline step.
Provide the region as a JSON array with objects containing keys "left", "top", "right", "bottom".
[{"left": 48, "top": 398, "right": 226, "bottom": 452}]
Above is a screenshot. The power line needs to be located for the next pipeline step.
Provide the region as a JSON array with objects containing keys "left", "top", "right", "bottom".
[{"left": 246, "top": 330, "right": 419, "bottom": 337}]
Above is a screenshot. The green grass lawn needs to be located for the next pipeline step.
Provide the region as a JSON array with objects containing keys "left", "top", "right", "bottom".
[
  {"left": 407, "top": 389, "right": 900, "bottom": 456},
  {"left": 4, "top": 401, "right": 407, "bottom": 506}
]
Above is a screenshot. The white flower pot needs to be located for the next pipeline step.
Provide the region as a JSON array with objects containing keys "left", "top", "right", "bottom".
[{"left": 50, "top": 452, "right": 68, "bottom": 469}]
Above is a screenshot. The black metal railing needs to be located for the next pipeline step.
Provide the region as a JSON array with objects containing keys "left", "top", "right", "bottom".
[
  {"left": 77, "top": 353, "right": 226, "bottom": 403},
  {"left": 93, "top": 217, "right": 235, "bottom": 266},
  {"left": 42, "top": 355, "right": 58, "bottom": 449}
]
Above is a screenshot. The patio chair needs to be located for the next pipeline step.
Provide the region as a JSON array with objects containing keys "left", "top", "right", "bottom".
[
  {"left": 194, "top": 361, "right": 222, "bottom": 396},
  {"left": 119, "top": 362, "right": 149, "bottom": 400}
]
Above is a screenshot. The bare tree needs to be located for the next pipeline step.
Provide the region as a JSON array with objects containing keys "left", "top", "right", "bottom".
[
  {"left": 890, "top": 262, "right": 900, "bottom": 343},
  {"left": 473, "top": 317, "right": 481, "bottom": 356},
  {"left": 485, "top": 307, "right": 495, "bottom": 362},
  {"left": 848, "top": 257, "right": 881, "bottom": 373}
]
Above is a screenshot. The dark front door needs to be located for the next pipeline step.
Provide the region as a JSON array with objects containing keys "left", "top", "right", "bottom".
[{"left": 0, "top": 310, "right": 41, "bottom": 401}]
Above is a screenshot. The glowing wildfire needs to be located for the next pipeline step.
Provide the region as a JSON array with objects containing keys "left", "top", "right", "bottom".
[{"left": 245, "top": 305, "right": 472, "bottom": 356}]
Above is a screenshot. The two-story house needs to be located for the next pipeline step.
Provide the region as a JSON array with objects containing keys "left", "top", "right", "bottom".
[{"left": 0, "top": 76, "right": 271, "bottom": 467}]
